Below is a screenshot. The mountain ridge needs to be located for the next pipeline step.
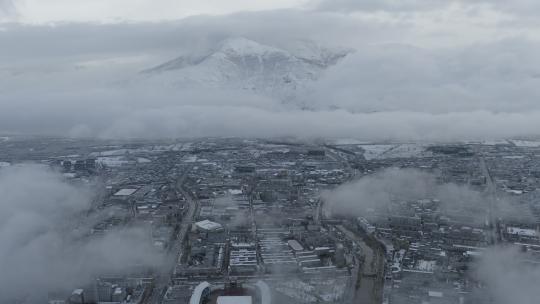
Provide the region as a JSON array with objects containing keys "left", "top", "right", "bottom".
[{"left": 140, "top": 37, "right": 353, "bottom": 101}]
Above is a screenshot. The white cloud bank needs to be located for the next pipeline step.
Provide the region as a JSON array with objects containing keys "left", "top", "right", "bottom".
[
  {"left": 474, "top": 246, "right": 540, "bottom": 304},
  {"left": 0, "top": 165, "right": 163, "bottom": 302},
  {"left": 321, "top": 168, "right": 490, "bottom": 219}
]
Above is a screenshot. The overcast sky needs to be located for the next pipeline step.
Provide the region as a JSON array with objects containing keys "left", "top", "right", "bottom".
[
  {"left": 1, "top": 1, "right": 540, "bottom": 140},
  {"left": 1, "top": 0, "right": 310, "bottom": 23}
]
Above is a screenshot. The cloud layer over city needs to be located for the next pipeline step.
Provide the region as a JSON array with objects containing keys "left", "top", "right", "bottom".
[
  {"left": 323, "top": 167, "right": 540, "bottom": 302},
  {"left": 474, "top": 246, "right": 540, "bottom": 304},
  {"left": 321, "top": 168, "right": 491, "bottom": 221},
  {"left": 0, "top": 165, "right": 163, "bottom": 302}
]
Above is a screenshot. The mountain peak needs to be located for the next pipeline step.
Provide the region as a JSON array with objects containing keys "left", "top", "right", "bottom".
[
  {"left": 140, "top": 37, "right": 353, "bottom": 102},
  {"left": 217, "top": 37, "right": 285, "bottom": 56}
]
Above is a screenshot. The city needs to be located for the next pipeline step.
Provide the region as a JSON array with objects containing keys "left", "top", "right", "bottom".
[
  {"left": 2, "top": 1, "right": 540, "bottom": 303},
  {"left": 2, "top": 137, "right": 540, "bottom": 303}
]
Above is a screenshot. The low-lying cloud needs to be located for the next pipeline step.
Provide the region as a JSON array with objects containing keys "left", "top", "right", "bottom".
[
  {"left": 4, "top": 37, "right": 540, "bottom": 141},
  {"left": 0, "top": 165, "right": 163, "bottom": 302},
  {"left": 322, "top": 167, "right": 539, "bottom": 302},
  {"left": 474, "top": 246, "right": 540, "bottom": 304},
  {"left": 308, "top": 40, "right": 540, "bottom": 114},
  {"left": 322, "top": 168, "right": 492, "bottom": 222}
]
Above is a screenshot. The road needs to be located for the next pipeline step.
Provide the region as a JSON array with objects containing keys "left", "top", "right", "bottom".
[
  {"left": 323, "top": 146, "right": 356, "bottom": 177},
  {"left": 479, "top": 156, "right": 499, "bottom": 245},
  {"left": 145, "top": 166, "right": 198, "bottom": 304}
]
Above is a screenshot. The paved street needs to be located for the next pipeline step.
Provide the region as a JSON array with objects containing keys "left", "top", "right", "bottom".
[{"left": 145, "top": 167, "right": 198, "bottom": 304}]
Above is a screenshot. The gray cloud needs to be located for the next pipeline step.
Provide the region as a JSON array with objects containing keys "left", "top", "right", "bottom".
[
  {"left": 308, "top": 39, "right": 540, "bottom": 113},
  {"left": 0, "top": 0, "right": 15, "bottom": 18},
  {"left": 4, "top": 80, "right": 540, "bottom": 140},
  {"left": 311, "top": 0, "right": 540, "bottom": 14},
  {"left": 311, "top": 0, "right": 452, "bottom": 12},
  {"left": 321, "top": 168, "right": 491, "bottom": 219},
  {"left": 0, "top": 9, "right": 540, "bottom": 141},
  {"left": 0, "top": 165, "right": 163, "bottom": 302},
  {"left": 0, "top": 10, "right": 403, "bottom": 64},
  {"left": 97, "top": 108, "right": 540, "bottom": 141},
  {"left": 0, "top": 0, "right": 13, "bottom": 11}
]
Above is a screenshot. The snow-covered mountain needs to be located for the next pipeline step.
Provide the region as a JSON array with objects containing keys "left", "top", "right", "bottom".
[{"left": 141, "top": 37, "right": 351, "bottom": 101}]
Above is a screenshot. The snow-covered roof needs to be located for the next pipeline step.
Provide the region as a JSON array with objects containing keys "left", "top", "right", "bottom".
[
  {"left": 195, "top": 219, "right": 223, "bottom": 232},
  {"left": 507, "top": 227, "right": 538, "bottom": 237},
  {"left": 428, "top": 291, "right": 443, "bottom": 298},
  {"left": 287, "top": 239, "right": 304, "bottom": 251},
  {"left": 72, "top": 289, "right": 84, "bottom": 295},
  {"left": 228, "top": 189, "right": 242, "bottom": 195},
  {"left": 114, "top": 188, "right": 138, "bottom": 196}
]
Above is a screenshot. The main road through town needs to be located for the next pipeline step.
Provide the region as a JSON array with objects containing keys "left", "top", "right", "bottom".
[{"left": 145, "top": 166, "right": 198, "bottom": 304}]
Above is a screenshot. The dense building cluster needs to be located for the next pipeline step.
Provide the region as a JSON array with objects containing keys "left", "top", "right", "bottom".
[{"left": 1, "top": 137, "right": 540, "bottom": 303}]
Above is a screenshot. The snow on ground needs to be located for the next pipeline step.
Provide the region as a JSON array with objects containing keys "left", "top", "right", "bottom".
[
  {"left": 0, "top": 161, "right": 11, "bottom": 167},
  {"left": 90, "top": 142, "right": 194, "bottom": 156},
  {"left": 182, "top": 155, "right": 198, "bottom": 163},
  {"left": 330, "top": 138, "right": 371, "bottom": 145},
  {"left": 503, "top": 155, "right": 525, "bottom": 159},
  {"left": 90, "top": 149, "right": 129, "bottom": 157},
  {"left": 384, "top": 144, "right": 431, "bottom": 159},
  {"left": 478, "top": 140, "right": 511, "bottom": 145},
  {"left": 165, "top": 142, "right": 192, "bottom": 151},
  {"left": 417, "top": 260, "right": 436, "bottom": 272},
  {"left": 96, "top": 156, "right": 129, "bottom": 167},
  {"left": 359, "top": 144, "right": 430, "bottom": 160},
  {"left": 0, "top": 137, "right": 10, "bottom": 142},
  {"left": 358, "top": 144, "right": 395, "bottom": 160},
  {"left": 510, "top": 140, "right": 540, "bottom": 147}
]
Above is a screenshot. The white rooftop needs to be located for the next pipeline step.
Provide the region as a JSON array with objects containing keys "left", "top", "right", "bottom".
[
  {"left": 72, "top": 289, "right": 84, "bottom": 295},
  {"left": 195, "top": 219, "right": 223, "bottom": 231},
  {"left": 507, "top": 227, "right": 538, "bottom": 237},
  {"left": 228, "top": 189, "right": 243, "bottom": 195},
  {"left": 217, "top": 296, "right": 252, "bottom": 304},
  {"left": 428, "top": 291, "right": 443, "bottom": 298},
  {"left": 287, "top": 239, "right": 304, "bottom": 251}
]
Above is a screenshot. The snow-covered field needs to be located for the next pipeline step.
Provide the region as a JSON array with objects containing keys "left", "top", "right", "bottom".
[
  {"left": 359, "top": 144, "right": 395, "bottom": 160},
  {"left": 330, "top": 138, "right": 370, "bottom": 145},
  {"left": 359, "top": 143, "right": 431, "bottom": 160},
  {"left": 90, "top": 142, "right": 194, "bottom": 157},
  {"left": 90, "top": 149, "right": 130, "bottom": 157},
  {"left": 477, "top": 140, "right": 510, "bottom": 145},
  {"left": 96, "top": 156, "right": 129, "bottom": 167}
]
